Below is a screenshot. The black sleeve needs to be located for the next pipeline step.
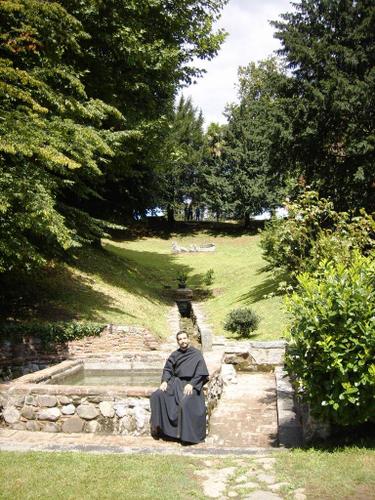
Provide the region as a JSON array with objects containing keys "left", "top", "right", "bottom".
[{"left": 161, "top": 354, "right": 174, "bottom": 383}]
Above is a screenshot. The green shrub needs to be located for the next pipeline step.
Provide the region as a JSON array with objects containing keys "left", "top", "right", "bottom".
[
  {"left": 224, "top": 307, "right": 260, "bottom": 337},
  {"left": 285, "top": 252, "right": 375, "bottom": 426},
  {"left": 0, "top": 321, "right": 105, "bottom": 347},
  {"left": 260, "top": 190, "right": 375, "bottom": 282},
  {"left": 203, "top": 268, "right": 215, "bottom": 286}
]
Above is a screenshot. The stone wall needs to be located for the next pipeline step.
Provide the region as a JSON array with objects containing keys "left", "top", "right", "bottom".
[
  {"left": 0, "top": 355, "right": 224, "bottom": 436},
  {"left": 0, "top": 325, "right": 160, "bottom": 381}
]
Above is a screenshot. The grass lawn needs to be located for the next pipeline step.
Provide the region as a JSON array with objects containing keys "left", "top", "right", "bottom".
[
  {"left": 2, "top": 224, "right": 286, "bottom": 340},
  {"left": 1, "top": 447, "right": 374, "bottom": 499},
  {"left": 0, "top": 452, "right": 205, "bottom": 500},
  {"left": 275, "top": 447, "right": 375, "bottom": 499}
]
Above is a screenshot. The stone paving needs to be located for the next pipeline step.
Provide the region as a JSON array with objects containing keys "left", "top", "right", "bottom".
[{"left": 209, "top": 373, "right": 278, "bottom": 448}]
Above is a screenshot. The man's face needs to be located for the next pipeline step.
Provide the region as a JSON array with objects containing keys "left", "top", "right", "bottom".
[{"left": 177, "top": 333, "right": 190, "bottom": 351}]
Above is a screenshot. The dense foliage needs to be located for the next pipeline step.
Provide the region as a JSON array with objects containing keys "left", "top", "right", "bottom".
[
  {"left": 285, "top": 253, "right": 375, "bottom": 425},
  {"left": 272, "top": 0, "right": 375, "bottom": 212},
  {"left": 224, "top": 307, "right": 260, "bottom": 337},
  {"left": 0, "top": 321, "right": 104, "bottom": 346},
  {"left": 260, "top": 190, "right": 375, "bottom": 280},
  {"left": 0, "top": 0, "right": 227, "bottom": 273}
]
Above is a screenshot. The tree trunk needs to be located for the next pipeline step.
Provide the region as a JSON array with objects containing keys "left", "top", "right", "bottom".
[
  {"left": 244, "top": 213, "right": 250, "bottom": 227},
  {"left": 167, "top": 205, "right": 175, "bottom": 225}
]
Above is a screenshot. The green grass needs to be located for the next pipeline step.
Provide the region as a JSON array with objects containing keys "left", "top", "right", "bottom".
[
  {"left": 2, "top": 226, "right": 286, "bottom": 340},
  {"left": 275, "top": 447, "right": 375, "bottom": 499},
  {"left": 0, "top": 452, "right": 204, "bottom": 500}
]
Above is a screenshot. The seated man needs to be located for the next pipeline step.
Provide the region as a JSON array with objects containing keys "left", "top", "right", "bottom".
[{"left": 150, "top": 330, "right": 209, "bottom": 444}]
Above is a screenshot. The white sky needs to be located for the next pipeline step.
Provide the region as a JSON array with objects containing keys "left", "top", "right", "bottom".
[{"left": 180, "top": 0, "right": 292, "bottom": 127}]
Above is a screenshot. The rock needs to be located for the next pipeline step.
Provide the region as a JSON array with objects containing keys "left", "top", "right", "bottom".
[
  {"left": 134, "top": 406, "right": 145, "bottom": 430},
  {"left": 38, "top": 407, "right": 61, "bottom": 421},
  {"left": 293, "top": 488, "right": 306, "bottom": 500},
  {"left": 268, "top": 483, "right": 289, "bottom": 492},
  {"left": 26, "top": 420, "right": 41, "bottom": 431},
  {"left": 119, "top": 415, "right": 136, "bottom": 434},
  {"left": 228, "top": 492, "right": 239, "bottom": 498},
  {"left": 62, "top": 416, "right": 84, "bottom": 433},
  {"left": 38, "top": 395, "right": 58, "bottom": 407},
  {"left": 243, "top": 491, "right": 282, "bottom": 500},
  {"left": 61, "top": 404, "right": 76, "bottom": 415},
  {"left": 11, "top": 422, "right": 26, "bottom": 430},
  {"left": 3, "top": 407, "right": 20, "bottom": 424},
  {"left": 114, "top": 404, "right": 127, "bottom": 418},
  {"left": 85, "top": 420, "right": 100, "bottom": 433},
  {"left": 58, "top": 396, "right": 72, "bottom": 405},
  {"left": 76, "top": 404, "right": 99, "bottom": 420},
  {"left": 99, "top": 401, "right": 115, "bottom": 418},
  {"left": 235, "top": 475, "right": 248, "bottom": 484},
  {"left": 235, "top": 482, "right": 259, "bottom": 490},
  {"left": 21, "top": 406, "right": 36, "bottom": 420},
  {"left": 25, "top": 395, "right": 38, "bottom": 406},
  {"left": 44, "top": 422, "right": 59, "bottom": 433},
  {"left": 256, "top": 474, "right": 276, "bottom": 485}
]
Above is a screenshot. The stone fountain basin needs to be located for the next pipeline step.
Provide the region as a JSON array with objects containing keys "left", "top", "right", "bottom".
[{"left": 0, "top": 352, "right": 223, "bottom": 435}]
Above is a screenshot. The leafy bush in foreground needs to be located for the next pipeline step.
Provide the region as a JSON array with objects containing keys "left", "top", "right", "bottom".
[
  {"left": 224, "top": 307, "right": 260, "bottom": 337},
  {"left": 285, "top": 253, "right": 375, "bottom": 426}
]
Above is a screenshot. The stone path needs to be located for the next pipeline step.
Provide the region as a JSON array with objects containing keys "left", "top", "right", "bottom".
[
  {"left": 194, "top": 456, "right": 307, "bottom": 499},
  {"left": 209, "top": 373, "right": 278, "bottom": 448}
]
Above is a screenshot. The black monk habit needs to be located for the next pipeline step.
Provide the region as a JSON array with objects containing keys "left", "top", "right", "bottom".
[{"left": 150, "top": 346, "right": 209, "bottom": 443}]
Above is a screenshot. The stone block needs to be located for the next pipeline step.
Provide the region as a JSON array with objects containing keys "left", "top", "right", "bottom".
[
  {"left": 114, "top": 404, "right": 127, "bottom": 418},
  {"left": 44, "top": 422, "right": 59, "bottom": 433},
  {"left": 38, "top": 395, "right": 58, "bottom": 407},
  {"left": 38, "top": 407, "right": 61, "bottom": 421},
  {"left": 61, "top": 404, "right": 75, "bottom": 415},
  {"left": 26, "top": 420, "right": 41, "bottom": 431},
  {"left": 25, "top": 395, "right": 38, "bottom": 406},
  {"left": 62, "top": 416, "right": 84, "bottom": 433},
  {"left": 99, "top": 401, "right": 115, "bottom": 418},
  {"left": 3, "top": 407, "right": 20, "bottom": 424},
  {"left": 76, "top": 403, "right": 99, "bottom": 420},
  {"left": 58, "top": 396, "right": 72, "bottom": 405},
  {"left": 85, "top": 420, "right": 100, "bottom": 433},
  {"left": 21, "top": 405, "right": 36, "bottom": 420}
]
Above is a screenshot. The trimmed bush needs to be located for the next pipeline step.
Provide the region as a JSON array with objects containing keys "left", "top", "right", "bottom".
[
  {"left": 285, "top": 252, "right": 375, "bottom": 426},
  {"left": 224, "top": 307, "right": 260, "bottom": 337},
  {"left": 0, "top": 321, "right": 105, "bottom": 347}
]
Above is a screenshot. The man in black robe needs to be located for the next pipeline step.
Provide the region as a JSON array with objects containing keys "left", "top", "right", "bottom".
[{"left": 150, "top": 331, "right": 209, "bottom": 444}]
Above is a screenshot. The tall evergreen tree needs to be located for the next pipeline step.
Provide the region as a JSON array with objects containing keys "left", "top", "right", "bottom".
[
  {"left": 222, "top": 59, "right": 292, "bottom": 225},
  {"left": 272, "top": 0, "right": 375, "bottom": 211},
  {"left": 159, "top": 95, "right": 205, "bottom": 223}
]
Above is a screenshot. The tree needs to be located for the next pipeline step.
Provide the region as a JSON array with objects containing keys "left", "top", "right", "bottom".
[
  {"left": 272, "top": 0, "right": 375, "bottom": 211},
  {"left": 159, "top": 95, "right": 205, "bottom": 224},
  {"left": 61, "top": 0, "right": 228, "bottom": 220},
  {"left": 199, "top": 122, "right": 233, "bottom": 220},
  {"left": 0, "top": 0, "right": 123, "bottom": 272},
  {"left": 222, "top": 59, "right": 293, "bottom": 225}
]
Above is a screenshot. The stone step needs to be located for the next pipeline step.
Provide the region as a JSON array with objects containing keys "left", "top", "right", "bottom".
[{"left": 208, "top": 373, "right": 278, "bottom": 448}]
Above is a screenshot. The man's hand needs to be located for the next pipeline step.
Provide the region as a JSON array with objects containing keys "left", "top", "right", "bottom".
[
  {"left": 160, "top": 381, "right": 168, "bottom": 391},
  {"left": 183, "top": 383, "right": 193, "bottom": 396}
]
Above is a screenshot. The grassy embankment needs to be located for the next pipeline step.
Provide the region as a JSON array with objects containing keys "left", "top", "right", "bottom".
[
  {"left": 1, "top": 447, "right": 374, "bottom": 499},
  {"left": 4, "top": 225, "right": 286, "bottom": 340}
]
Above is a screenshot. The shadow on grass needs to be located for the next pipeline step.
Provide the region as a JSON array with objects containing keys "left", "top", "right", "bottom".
[
  {"left": 238, "top": 269, "right": 290, "bottom": 305},
  {"left": 301, "top": 422, "right": 375, "bottom": 451},
  {"left": 110, "top": 220, "right": 265, "bottom": 242},
  {"left": 0, "top": 242, "right": 213, "bottom": 324}
]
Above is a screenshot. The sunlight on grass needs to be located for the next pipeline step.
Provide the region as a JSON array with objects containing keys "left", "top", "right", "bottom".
[
  {"left": 0, "top": 452, "right": 205, "bottom": 499},
  {"left": 275, "top": 447, "right": 375, "bottom": 499}
]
